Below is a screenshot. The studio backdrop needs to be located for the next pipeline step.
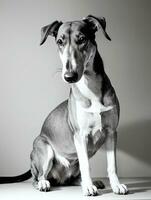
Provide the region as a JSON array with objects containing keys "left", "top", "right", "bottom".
[{"left": 0, "top": 0, "right": 151, "bottom": 178}]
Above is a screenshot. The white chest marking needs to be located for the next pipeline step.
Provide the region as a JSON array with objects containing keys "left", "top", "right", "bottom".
[
  {"left": 76, "top": 76, "right": 98, "bottom": 100},
  {"left": 76, "top": 101, "right": 102, "bottom": 136},
  {"left": 76, "top": 76, "right": 113, "bottom": 114},
  {"left": 75, "top": 76, "right": 112, "bottom": 137}
]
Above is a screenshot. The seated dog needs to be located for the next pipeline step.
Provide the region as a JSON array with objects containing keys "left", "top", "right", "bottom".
[{"left": 0, "top": 15, "right": 128, "bottom": 196}]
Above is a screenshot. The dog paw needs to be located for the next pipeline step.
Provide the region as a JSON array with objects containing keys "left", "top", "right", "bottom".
[
  {"left": 82, "top": 183, "right": 98, "bottom": 196},
  {"left": 38, "top": 180, "right": 51, "bottom": 192},
  {"left": 111, "top": 183, "right": 128, "bottom": 195}
]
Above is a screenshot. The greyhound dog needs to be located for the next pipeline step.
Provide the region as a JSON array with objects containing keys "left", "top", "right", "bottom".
[{"left": 0, "top": 15, "right": 128, "bottom": 196}]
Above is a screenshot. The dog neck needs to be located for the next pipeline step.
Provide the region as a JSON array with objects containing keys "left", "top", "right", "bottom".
[
  {"left": 85, "top": 49, "right": 105, "bottom": 76},
  {"left": 71, "top": 49, "right": 104, "bottom": 102}
]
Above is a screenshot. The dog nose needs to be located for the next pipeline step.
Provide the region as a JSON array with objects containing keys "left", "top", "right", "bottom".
[{"left": 64, "top": 71, "right": 78, "bottom": 83}]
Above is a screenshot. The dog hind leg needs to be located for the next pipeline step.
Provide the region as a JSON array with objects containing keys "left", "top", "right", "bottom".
[{"left": 30, "top": 135, "right": 54, "bottom": 192}]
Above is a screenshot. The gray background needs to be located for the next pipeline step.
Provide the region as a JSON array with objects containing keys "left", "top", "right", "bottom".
[{"left": 0, "top": 0, "right": 151, "bottom": 177}]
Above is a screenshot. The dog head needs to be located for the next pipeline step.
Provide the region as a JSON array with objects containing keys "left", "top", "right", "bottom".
[{"left": 40, "top": 15, "right": 111, "bottom": 83}]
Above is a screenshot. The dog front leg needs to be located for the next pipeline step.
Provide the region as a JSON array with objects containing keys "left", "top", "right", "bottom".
[
  {"left": 105, "top": 130, "right": 128, "bottom": 194},
  {"left": 74, "top": 132, "right": 98, "bottom": 196}
]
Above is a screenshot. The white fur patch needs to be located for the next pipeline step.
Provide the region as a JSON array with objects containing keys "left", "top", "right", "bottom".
[
  {"left": 55, "top": 153, "right": 70, "bottom": 168},
  {"left": 75, "top": 76, "right": 112, "bottom": 136},
  {"left": 76, "top": 102, "right": 102, "bottom": 136},
  {"left": 76, "top": 76, "right": 97, "bottom": 100},
  {"left": 59, "top": 45, "right": 77, "bottom": 82},
  {"left": 105, "top": 134, "right": 128, "bottom": 194},
  {"left": 59, "top": 49, "right": 68, "bottom": 81},
  {"left": 74, "top": 132, "right": 97, "bottom": 195},
  {"left": 38, "top": 180, "right": 50, "bottom": 191},
  {"left": 76, "top": 76, "right": 112, "bottom": 113}
]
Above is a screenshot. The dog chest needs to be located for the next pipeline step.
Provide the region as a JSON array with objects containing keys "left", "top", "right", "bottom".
[
  {"left": 73, "top": 76, "right": 104, "bottom": 135},
  {"left": 76, "top": 101, "right": 102, "bottom": 136}
]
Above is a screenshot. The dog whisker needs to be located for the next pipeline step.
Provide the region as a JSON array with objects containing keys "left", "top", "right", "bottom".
[
  {"left": 56, "top": 67, "right": 62, "bottom": 73},
  {"left": 52, "top": 67, "right": 62, "bottom": 77}
]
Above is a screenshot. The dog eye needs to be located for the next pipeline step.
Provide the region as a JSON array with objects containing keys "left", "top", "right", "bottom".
[
  {"left": 77, "top": 36, "right": 87, "bottom": 45},
  {"left": 57, "top": 39, "right": 63, "bottom": 46}
]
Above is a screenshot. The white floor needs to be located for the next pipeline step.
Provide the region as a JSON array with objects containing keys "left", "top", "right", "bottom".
[{"left": 0, "top": 178, "right": 151, "bottom": 200}]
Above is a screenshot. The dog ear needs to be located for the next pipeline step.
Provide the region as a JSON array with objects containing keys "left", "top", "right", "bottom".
[
  {"left": 83, "top": 15, "right": 111, "bottom": 41},
  {"left": 40, "top": 21, "right": 63, "bottom": 45}
]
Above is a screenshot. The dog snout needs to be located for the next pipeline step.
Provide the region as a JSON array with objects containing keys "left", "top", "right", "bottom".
[
  {"left": 64, "top": 71, "right": 78, "bottom": 83},
  {"left": 66, "top": 60, "right": 72, "bottom": 70}
]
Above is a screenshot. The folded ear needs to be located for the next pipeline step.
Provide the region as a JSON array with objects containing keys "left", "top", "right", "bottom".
[
  {"left": 83, "top": 15, "right": 111, "bottom": 41},
  {"left": 40, "top": 20, "right": 63, "bottom": 45}
]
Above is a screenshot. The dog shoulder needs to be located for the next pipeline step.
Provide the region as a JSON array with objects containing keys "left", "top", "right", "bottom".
[{"left": 102, "top": 74, "right": 118, "bottom": 105}]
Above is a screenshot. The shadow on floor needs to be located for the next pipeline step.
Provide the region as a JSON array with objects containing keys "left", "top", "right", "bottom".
[
  {"left": 102, "top": 179, "right": 151, "bottom": 195},
  {"left": 127, "top": 179, "right": 151, "bottom": 194}
]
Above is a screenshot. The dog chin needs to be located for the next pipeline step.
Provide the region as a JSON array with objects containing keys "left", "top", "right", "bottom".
[{"left": 62, "top": 79, "right": 79, "bottom": 84}]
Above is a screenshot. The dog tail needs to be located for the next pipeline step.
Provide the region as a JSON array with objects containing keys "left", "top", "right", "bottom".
[{"left": 0, "top": 170, "right": 32, "bottom": 184}]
